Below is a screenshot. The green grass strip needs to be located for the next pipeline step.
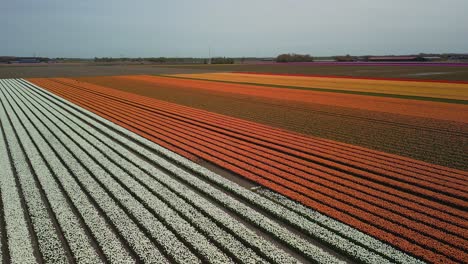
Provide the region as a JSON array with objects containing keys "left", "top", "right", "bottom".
[{"left": 157, "top": 74, "right": 468, "bottom": 105}]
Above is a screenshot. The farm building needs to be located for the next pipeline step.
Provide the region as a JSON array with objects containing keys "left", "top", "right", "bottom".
[
  {"left": 17, "top": 58, "right": 41, "bottom": 63},
  {"left": 367, "top": 56, "right": 425, "bottom": 62}
]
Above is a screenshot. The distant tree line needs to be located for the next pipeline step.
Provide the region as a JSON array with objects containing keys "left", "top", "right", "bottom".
[
  {"left": 208, "top": 57, "right": 234, "bottom": 64},
  {"left": 0, "top": 56, "right": 50, "bottom": 63},
  {"left": 93, "top": 57, "right": 238, "bottom": 64},
  {"left": 93, "top": 57, "right": 207, "bottom": 63},
  {"left": 276, "top": 53, "right": 314, "bottom": 63}
]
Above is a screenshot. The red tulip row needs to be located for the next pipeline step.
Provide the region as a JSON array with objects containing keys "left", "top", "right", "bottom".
[{"left": 30, "top": 77, "right": 468, "bottom": 264}]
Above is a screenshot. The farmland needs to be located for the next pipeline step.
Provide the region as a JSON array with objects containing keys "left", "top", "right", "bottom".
[
  {"left": 72, "top": 74, "right": 468, "bottom": 169},
  {"left": 0, "top": 62, "right": 467, "bottom": 264},
  {"left": 3, "top": 0, "right": 468, "bottom": 262},
  {"left": 0, "top": 63, "right": 214, "bottom": 79},
  {"left": 152, "top": 62, "right": 468, "bottom": 81},
  {"left": 26, "top": 76, "right": 468, "bottom": 263},
  {"left": 2, "top": 79, "right": 394, "bottom": 263},
  {"left": 167, "top": 72, "right": 468, "bottom": 103}
]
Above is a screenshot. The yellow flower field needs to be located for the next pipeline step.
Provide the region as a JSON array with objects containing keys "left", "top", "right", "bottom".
[{"left": 169, "top": 72, "right": 468, "bottom": 101}]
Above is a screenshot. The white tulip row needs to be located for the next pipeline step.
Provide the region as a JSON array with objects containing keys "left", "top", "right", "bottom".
[
  {"left": 22, "top": 79, "right": 348, "bottom": 264},
  {"left": 0, "top": 81, "right": 68, "bottom": 263},
  {"left": 0, "top": 105, "right": 36, "bottom": 264},
  {"left": 1, "top": 79, "right": 139, "bottom": 264},
  {"left": 1, "top": 80, "right": 107, "bottom": 263},
  {"left": 1, "top": 79, "right": 171, "bottom": 263}
]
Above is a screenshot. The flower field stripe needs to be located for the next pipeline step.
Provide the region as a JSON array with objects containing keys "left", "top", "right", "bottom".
[
  {"left": 78, "top": 75, "right": 468, "bottom": 179},
  {"left": 9, "top": 85, "right": 232, "bottom": 263},
  {"left": 1, "top": 80, "right": 106, "bottom": 263},
  {"left": 5, "top": 84, "right": 157, "bottom": 264},
  {"left": 15, "top": 81, "right": 281, "bottom": 264},
  {"left": 0, "top": 99, "right": 36, "bottom": 264},
  {"left": 168, "top": 72, "right": 468, "bottom": 101},
  {"left": 1, "top": 80, "right": 193, "bottom": 263},
  {"left": 73, "top": 79, "right": 468, "bottom": 194},
  {"left": 18, "top": 80, "right": 300, "bottom": 264},
  {"left": 207, "top": 112, "right": 466, "bottom": 178},
  {"left": 21, "top": 79, "right": 357, "bottom": 263},
  {"left": 0, "top": 187, "right": 3, "bottom": 263},
  {"left": 4, "top": 83, "right": 198, "bottom": 263},
  {"left": 43, "top": 77, "right": 466, "bottom": 179},
  {"left": 21, "top": 93, "right": 272, "bottom": 263},
  {"left": 43, "top": 83, "right": 468, "bottom": 246},
  {"left": 0, "top": 81, "right": 69, "bottom": 263},
  {"left": 255, "top": 188, "right": 426, "bottom": 264},
  {"left": 19, "top": 78, "right": 394, "bottom": 264},
  {"left": 31, "top": 78, "right": 466, "bottom": 262},
  {"left": 1, "top": 81, "right": 175, "bottom": 263},
  {"left": 99, "top": 97, "right": 468, "bottom": 237},
  {"left": 87, "top": 74, "right": 467, "bottom": 171},
  {"left": 22, "top": 79, "right": 370, "bottom": 264},
  {"left": 155, "top": 106, "right": 467, "bottom": 187},
  {"left": 22, "top": 79, "right": 426, "bottom": 264},
  {"left": 52, "top": 84, "right": 468, "bottom": 217},
  {"left": 17, "top": 80, "right": 338, "bottom": 263},
  {"left": 2, "top": 80, "right": 138, "bottom": 263},
  {"left": 147, "top": 98, "right": 468, "bottom": 187},
  {"left": 122, "top": 74, "right": 468, "bottom": 123},
  {"left": 35, "top": 77, "right": 468, "bottom": 232},
  {"left": 90, "top": 97, "right": 466, "bottom": 227},
  {"left": 49, "top": 77, "right": 468, "bottom": 184},
  {"left": 197, "top": 116, "right": 468, "bottom": 180},
  {"left": 37, "top": 78, "right": 466, "bottom": 222},
  {"left": 129, "top": 112, "right": 467, "bottom": 233},
  {"left": 27, "top": 79, "right": 468, "bottom": 263},
  {"left": 0, "top": 77, "right": 379, "bottom": 263},
  {"left": 232, "top": 71, "right": 468, "bottom": 84}
]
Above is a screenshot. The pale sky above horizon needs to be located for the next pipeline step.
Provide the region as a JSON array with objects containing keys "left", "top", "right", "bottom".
[{"left": 1, "top": 0, "right": 468, "bottom": 58}]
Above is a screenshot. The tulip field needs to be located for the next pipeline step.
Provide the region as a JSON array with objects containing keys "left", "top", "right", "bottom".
[
  {"left": 74, "top": 75, "right": 468, "bottom": 169},
  {"left": 167, "top": 72, "right": 468, "bottom": 102},
  {"left": 0, "top": 70, "right": 466, "bottom": 264},
  {"left": 1, "top": 78, "right": 357, "bottom": 263}
]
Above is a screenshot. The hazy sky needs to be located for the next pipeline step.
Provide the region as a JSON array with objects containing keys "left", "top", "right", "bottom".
[{"left": 1, "top": 0, "right": 468, "bottom": 58}]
